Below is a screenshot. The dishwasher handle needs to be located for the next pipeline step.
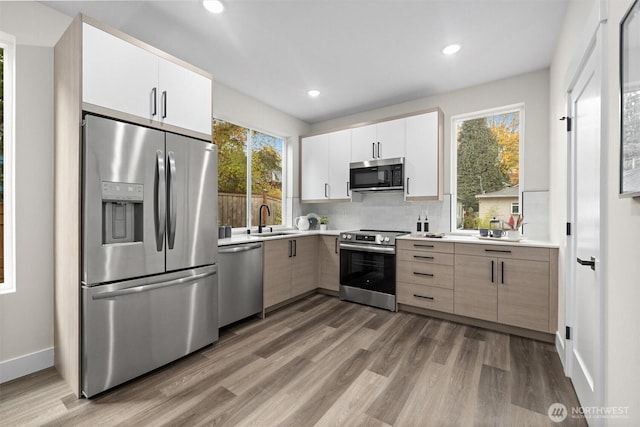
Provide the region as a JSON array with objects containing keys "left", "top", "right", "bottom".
[
  {"left": 92, "top": 270, "right": 217, "bottom": 300},
  {"left": 219, "top": 243, "right": 263, "bottom": 254}
]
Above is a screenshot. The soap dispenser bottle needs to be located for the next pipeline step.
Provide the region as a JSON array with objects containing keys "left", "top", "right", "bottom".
[{"left": 416, "top": 215, "right": 422, "bottom": 232}]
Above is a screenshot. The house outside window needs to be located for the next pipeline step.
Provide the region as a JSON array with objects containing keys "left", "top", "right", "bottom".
[
  {"left": 453, "top": 104, "right": 522, "bottom": 231},
  {"left": 214, "top": 118, "right": 284, "bottom": 230},
  {"left": 0, "top": 31, "right": 15, "bottom": 293}
]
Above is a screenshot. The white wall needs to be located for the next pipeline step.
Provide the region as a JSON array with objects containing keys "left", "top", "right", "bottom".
[
  {"left": 0, "top": 2, "right": 71, "bottom": 382},
  {"left": 310, "top": 69, "right": 551, "bottom": 194},
  {"left": 550, "top": 0, "right": 640, "bottom": 422}
]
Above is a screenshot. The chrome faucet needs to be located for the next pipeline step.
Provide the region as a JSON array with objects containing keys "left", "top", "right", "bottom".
[{"left": 258, "top": 204, "right": 271, "bottom": 234}]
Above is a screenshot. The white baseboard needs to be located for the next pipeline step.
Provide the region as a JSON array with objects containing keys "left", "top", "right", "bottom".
[
  {"left": 555, "top": 331, "right": 567, "bottom": 372},
  {"left": 0, "top": 347, "right": 54, "bottom": 384}
]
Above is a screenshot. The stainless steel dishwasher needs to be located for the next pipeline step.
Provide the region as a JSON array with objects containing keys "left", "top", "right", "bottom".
[{"left": 218, "top": 242, "right": 264, "bottom": 327}]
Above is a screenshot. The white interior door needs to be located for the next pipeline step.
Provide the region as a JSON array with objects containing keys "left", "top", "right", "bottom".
[{"left": 567, "top": 30, "right": 604, "bottom": 418}]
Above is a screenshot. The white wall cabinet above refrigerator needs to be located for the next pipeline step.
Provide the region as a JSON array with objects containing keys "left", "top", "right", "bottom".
[
  {"left": 301, "top": 129, "right": 351, "bottom": 202},
  {"left": 82, "top": 22, "right": 212, "bottom": 137},
  {"left": 351, "top": 118, "right": 405, "bottom": 162},
  {"left": 404, "top": 110, "right": 444, "bottom": 200}
]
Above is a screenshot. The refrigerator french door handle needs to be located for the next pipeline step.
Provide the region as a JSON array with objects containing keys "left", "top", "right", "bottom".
[
  {"left": 167, "top": 151, "right": 177, "bottom": 250},
  {"left": 91, "top": 269, "right": 217, "bottom": 300},
  {"left": 155, "top": 150, "right": 166, "bottom": 252}
]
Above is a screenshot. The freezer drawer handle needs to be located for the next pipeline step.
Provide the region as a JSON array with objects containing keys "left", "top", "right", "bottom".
[
  {"left": 167, "top": 151, "right": 177, "bottom": 249},
  {"left": 219, "top": 243, "right": 262, "bottom": 254},
  {"left": 92, "top": 270, "right": 217, "bottom": 300},
  {"left": 155, "top": 150, "right": 166, "bottom": 252}
]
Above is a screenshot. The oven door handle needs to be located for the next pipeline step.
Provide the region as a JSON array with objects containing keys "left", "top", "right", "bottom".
[{"left": 339, "top": 243, "right": 396, "bottom": 254}]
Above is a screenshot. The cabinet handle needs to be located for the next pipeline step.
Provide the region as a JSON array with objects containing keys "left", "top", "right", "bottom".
[
  {"left": 484, "top": 249, "right": 512, "bottom": 254},
  {"left": 413, "top": 272, "right": 434, "bottom": 277},
  {"left": 372, "top": 142, "right": 376, "bottom": 158},
  {"left": 377, "top": 142, "right": 381, "bottom": 158},
  {"left": 491, "top": 260, "right": 495, "bottom": 283},
  {"left": 334, "top": 237, "right": 338, "bottom": 254},
  {"left": 288, "top": 240, "right": 293, "bottom": 258},
  {"left": 161, "top": 91, "right": 167, "bottom": 118},
  {"left": 324, "top": 183, "right": 328, "bottom": 198},
  {"left": 501, "top": 261, "right": 504, "bottom": 284},
  {"left": 414, "top": 244, "right": 434, "bottom": 248},
  {"left": 151, "top": 87, "right": 157, "bottom": 117},
  {"left": 413, "top": 255, "right": 434, "bottom": 260},
  {"left": 406, "top": 177, "right": 410, "bottom": 194},
  {"left": 293, "top": 239, "right": 297, "bottom": 257},
  {"left": 413, "top": 294, "right": 434, "bottom": 301}
]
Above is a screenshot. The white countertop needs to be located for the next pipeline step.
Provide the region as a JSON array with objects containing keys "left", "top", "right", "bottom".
[
  {"left": 397, "top": 233, "right": 558, "bottom": 249},
  {"left": 218, "top": 229, "right": 341, "bottom": 246}
]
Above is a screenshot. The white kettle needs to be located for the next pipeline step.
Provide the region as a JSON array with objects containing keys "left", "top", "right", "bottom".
[{"left": 294, "top": 215, "right": 310, "bottom": 231}]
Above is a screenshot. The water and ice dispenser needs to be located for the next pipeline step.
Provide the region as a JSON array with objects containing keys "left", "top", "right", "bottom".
[{"left": 101, "top": 181, "right": 144, "bottom": 244}]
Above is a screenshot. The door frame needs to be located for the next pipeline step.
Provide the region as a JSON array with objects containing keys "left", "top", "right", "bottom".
[{"left": 563, "top": 17, "right": 607, "bottom": 415}]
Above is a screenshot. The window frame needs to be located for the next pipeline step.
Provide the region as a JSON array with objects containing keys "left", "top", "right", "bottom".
[
  {"left": 450, "top": 103, "right": 525, "bottom": 234},
  {"left": 0, "top": 31, "right": 16, "bottom": 294},
  {"left": 213, "top": 117, "right": 287, "bottom": 232}
]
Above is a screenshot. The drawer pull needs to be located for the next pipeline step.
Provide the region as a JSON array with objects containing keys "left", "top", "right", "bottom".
[
  {"left": 413, "top": 255, "right": 434, "bottom": 260},
  {"left": 413, "top": 272, "right": 434, "bottom": 277},
  {"left": 414, "top": 244, "right": 434, "bottom": 248},
  {"left": 484, "top": 249, "right": 512, "bottom": 254},
  {"left": 413, "top": 294, "right": 434, "bottom": 301}
]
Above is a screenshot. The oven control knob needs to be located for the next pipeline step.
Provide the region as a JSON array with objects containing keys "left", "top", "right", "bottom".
[
  {"left": 342, "top": 234, "right": 347, "bottom": 239},
  {"left": 375, "top": 234, "right": 384, "bottom": 244},
  {"left": 384, "top": 236, "right": 390, "bottom": 242},
  {"left": 347, "top": 234, "right": 352, "bottom": 240}
]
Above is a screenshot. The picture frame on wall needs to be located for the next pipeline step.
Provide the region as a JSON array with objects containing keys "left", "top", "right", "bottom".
[{"left": 620, "top": 0, "right": 640, "bottom": 198}]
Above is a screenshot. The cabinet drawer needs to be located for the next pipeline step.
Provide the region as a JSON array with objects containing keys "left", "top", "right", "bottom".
[
  {"left": 454, "top": 243, "right": 549, "bottom": 262},
  {"left": 397, "top": 240, "right": 454, "bottom": 254},
  {"left": 397, "top": 261, "right": 453, "bottom": 289},
  {"left": 397, "top": 249, "right": 453, "bottom": 266},
  {"left": 398, "top": 283, "right": 453, "bottom": 313}
]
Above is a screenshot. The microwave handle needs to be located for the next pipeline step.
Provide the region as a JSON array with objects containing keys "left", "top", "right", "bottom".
[{"left": 406, "top": 177, "right": 410, "bottom": 194}]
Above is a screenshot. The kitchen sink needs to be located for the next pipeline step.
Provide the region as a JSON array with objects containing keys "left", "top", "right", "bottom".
[{"left": 248, "top": 230, "right": 299, "bottom": 238}]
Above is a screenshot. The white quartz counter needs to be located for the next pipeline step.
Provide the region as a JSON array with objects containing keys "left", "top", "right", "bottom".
[
  {"left": 397, "top": 233, "right": 558, "bottom": 249},
  {"left": 218, "top": 229, "right": 341, "bottom": 247}
]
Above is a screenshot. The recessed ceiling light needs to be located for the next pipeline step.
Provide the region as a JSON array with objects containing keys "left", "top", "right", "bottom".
[
  {"left": 308, "top": 89, "right": 320, "bottom": 98},
  {"left": 442, "top": 44, "right": 461, "bottom": 55},
  {"left": 203, "top": 0, "right": 224, "bottom": 14}
]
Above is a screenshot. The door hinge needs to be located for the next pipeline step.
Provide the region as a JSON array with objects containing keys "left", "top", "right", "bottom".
[
  {"left": 566, "top": 222, "right": 571, "bottom": 236},
  {"left": 560, "top": 116, "right": 572, "bottom": 132},
  {"left": 566, "top": 326, "right": 571, "bottom": 340}
]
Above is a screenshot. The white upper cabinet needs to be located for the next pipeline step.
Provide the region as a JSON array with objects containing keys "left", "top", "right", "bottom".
[
  {"left": 157, "top": 58, "right": 212, "bottom": 135},
  {"left": 351, "top": 118, "right": 405, "bottom": 162},
  {"left": 301, "top": 134, "right": 330, "bottom": 201},
  {"left": 327, "top": 129, "right": 352, "bottom": 200},
  {"left": 405, "top": 111, "right": 443, "bottom": 200},
  {"left": 82, "top": 23, "right": 212, "bottom": 136},
  {"left": 301, "top": 129, "right": 352, "bottom": 202}
]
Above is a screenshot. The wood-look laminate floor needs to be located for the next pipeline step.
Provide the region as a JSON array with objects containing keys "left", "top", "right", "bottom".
[{"left": 1, "top": 294, "right": 586, "bottom": 426}]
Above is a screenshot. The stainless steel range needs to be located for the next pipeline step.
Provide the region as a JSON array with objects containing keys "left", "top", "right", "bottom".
[{"left": 339, "top": 229, "right": 408, "bottom": 311}]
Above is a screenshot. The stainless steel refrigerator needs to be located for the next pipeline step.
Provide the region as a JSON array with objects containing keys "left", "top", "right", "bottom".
[{"left": 81, "top": 114, "right": 218, "bottom": 397}]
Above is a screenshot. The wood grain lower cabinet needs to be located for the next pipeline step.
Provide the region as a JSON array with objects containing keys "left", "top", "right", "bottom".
[
  {"left": 318, "top": 235, "right": 340, "bottom": 292},
  {"left": 263, "top": 236, "right": 318, "bottom": 309},
  {"left": 454, "top": 243, "right": 552, "bottom": 332},
  {"left": 396, "top": 240, "right": 454, "bottom": 313}
]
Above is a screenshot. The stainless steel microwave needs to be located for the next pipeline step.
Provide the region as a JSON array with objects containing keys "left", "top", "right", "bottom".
[{"left": 349, "top": 157, "right": 404, "bottom": 192}]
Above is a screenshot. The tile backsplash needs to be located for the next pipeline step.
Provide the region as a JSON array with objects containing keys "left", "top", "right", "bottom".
[{"left": 300, "top": 193, "right": 452, "bottom": 233}]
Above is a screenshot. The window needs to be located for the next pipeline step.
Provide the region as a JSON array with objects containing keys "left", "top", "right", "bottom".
[
  {"left": 452, "top": 105, "right": 522, "bottom": 231},
  {"left": 0, "top": 31, "right": 15, "bottom": 293},
  {"left": 214, "top": 118, "right": 284, "bottom": 229}
]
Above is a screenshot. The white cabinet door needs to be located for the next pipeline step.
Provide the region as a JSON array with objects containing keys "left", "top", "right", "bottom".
[
  {"left": 376, "top": 118, "right": 405, "bottom": 159},
  {"left": 82, "top": 23, "right": 158, "bottom": 120},
  {"left": 351, "top": 124, "right": 377, "bottom": 162},
  {"left": 327, "top": 129, "right": 351, "bottom": 200},
  {"left": 301, "top": 134, "right": 329, "bottom": 201},
  {"left": 158, "top": 58, "right": 212, "bottom": 136},
  {"left": 405, "top": 111, "right": 441, "bottom": 199}
]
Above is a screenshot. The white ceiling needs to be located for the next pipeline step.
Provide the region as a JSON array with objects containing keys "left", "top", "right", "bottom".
[{"left": 42, "top": 0, "right": 568, "bottom": 124}]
